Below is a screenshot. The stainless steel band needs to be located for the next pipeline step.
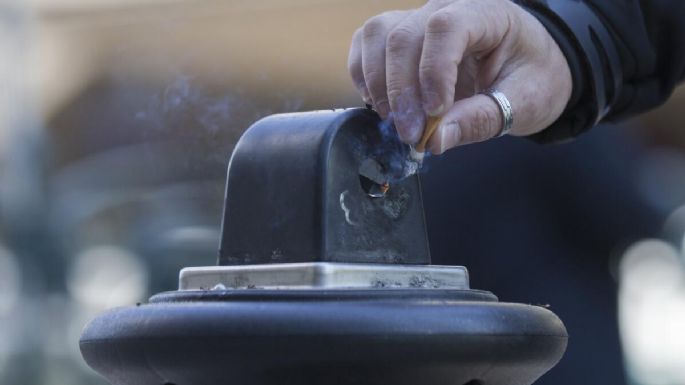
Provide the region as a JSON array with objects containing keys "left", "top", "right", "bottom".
[
  {"left": 179, "top": 262, "right": 470, "bottom": 290},
  {"left": 482, "top": 89, "right": 514, "bottom": 137}
]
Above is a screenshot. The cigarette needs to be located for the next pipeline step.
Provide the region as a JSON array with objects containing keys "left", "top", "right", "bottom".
[{"left": 410, "top": 116, "right": 442, "bottom": 162}]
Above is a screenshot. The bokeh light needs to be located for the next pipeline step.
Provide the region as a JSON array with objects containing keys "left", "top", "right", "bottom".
[
  {"left": 67, "top": 245, "right": 148, "bottom": 309},
  {"left": 619, "top": 239, "right": 685, "bottom": 385}
]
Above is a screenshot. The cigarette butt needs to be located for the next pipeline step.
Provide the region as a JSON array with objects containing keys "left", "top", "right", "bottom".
[
  {"left": 414, "top": 116, "right": 442, "bottom": 154},
  {"left": 409, "top": 145, "right": 425, "bottom": 163}
]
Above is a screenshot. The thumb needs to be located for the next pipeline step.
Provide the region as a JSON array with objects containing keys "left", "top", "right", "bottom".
[{"left": 426, "top": 92, "right": 507, "bottom": 154}]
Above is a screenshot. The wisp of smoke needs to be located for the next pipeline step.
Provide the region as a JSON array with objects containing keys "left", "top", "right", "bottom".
[
  {"left": 135, "top": 75, "right": 242, "bottom": 135},
  {"left": 369, "top": 116, "right": 429, "bottom": 182}
]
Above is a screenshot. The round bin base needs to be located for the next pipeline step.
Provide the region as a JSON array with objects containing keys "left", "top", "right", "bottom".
[{"left": 80, "top": 289, "right": 567, "bottom": 385}]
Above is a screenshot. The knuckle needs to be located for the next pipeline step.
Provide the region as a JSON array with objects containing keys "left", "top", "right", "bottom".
[
  {"left": 446, "top": 1, "right": 481, "bottom": 25},
  {"left": 419, "top": 60, "right": 442, "bottom": 82},
  {"left": 362, "top": 15, "right": 390, "bottom": 40},
  {"left": 362, "top": 69, "right": 385, "bottom": 87},
  {"left": 467, "top": 104, "right": 500, "bottom": 141},
  {"left": 419, "top": 70, "right": 445, "bottom": 98},
  {"left": 386, "top": 87, "right": 404, "bottom": 105},
  {"left": 386, "top": 25, "right": 415, "bottom": 54},
  {"left": 351, "top": 27, "right": 363, "bottom": 43},
  {"left": 426, "top": 11, "right": 455, "bottom": 34}
]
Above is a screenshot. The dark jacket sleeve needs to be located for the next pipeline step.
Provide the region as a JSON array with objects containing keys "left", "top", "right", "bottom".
[{"left": 517, "top": 0, "right": 685, "bottom": 142}]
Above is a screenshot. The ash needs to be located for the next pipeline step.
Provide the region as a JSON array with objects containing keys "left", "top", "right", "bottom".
[{"left": 409, "top": 275, "right": 444, "bottom": 289}]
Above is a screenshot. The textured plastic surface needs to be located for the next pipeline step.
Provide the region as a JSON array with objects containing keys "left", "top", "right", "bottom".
[
  {"left": 80, "top": 290, "right": 567, "bottom": 385},
  {"left": 219, "top": 108, "right": 430, "bottom": 265}
]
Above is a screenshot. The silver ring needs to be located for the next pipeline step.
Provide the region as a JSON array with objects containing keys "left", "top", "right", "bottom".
[{"left": 481, "top": 88, "right": 513, "bottom": 137}]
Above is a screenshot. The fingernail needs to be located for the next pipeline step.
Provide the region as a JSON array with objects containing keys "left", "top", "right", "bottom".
[
  {"left": 439, "top": 121, "right": 460, "bottom": 153},
  {"left": 360, "top": 86, "right": 372, "bottom": 104},
  {"left": 422, "top": 91, "right": 443, "bottom": 116}
]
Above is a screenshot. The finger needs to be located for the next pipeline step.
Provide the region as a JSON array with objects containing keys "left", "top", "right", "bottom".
[
  {"left": 425, "top": 93, "right": 505, "bottom": 154},
  {"left": 419, "top": 1, "right": 512, "bottom": 117},
  {"left": 427, "top": 50, "right": 564, "bottom": 154},
  {"left": 361, "top": 11, "right": 408, "bottom": 118},
  {"left": 347, "top": 28, "right": 370, "bottom": 104},
  {"left": 385, "top": 13, "right": 426, "bottom": 144}
]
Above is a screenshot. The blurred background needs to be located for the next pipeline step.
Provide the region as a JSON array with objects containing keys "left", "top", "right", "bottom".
[{"left": 0, "top": 0, "right": 684, "bottom": 384}]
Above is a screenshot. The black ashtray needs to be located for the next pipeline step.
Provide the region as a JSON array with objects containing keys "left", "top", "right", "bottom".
[{"left": 80, "top": 109, "right": 567, "bottom": 385}]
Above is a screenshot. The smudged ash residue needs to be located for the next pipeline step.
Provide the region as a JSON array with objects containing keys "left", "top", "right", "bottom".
[{"left": 339, "top": 190, "right": 358, "bottom": 225}]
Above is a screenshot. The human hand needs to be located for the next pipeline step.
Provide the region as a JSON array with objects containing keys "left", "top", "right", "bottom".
[{"left": 347, "top": 0, "right": 573, "bottom": 153}]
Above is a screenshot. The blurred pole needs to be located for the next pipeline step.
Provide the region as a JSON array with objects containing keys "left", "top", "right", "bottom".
[
  {"left": 0, "top": 2, "right": 51, "bottom": 385},
  {"left": 0, "top": 0, "right": 53, "bottom": 287}
]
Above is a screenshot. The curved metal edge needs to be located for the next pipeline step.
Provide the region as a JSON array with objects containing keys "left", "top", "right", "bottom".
[
  {"left": 178, "top": 263, "right": 469, "bottom": 290},
  {"left": 149, "top": 287, "right": 497, "bottom": 303}
]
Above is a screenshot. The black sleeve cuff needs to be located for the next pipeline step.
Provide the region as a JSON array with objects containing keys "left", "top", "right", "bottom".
[{"left": 514, "top": 0, "right": 623, "bottom": 143}]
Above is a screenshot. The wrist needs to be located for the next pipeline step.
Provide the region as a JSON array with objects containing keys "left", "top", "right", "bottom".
[{"left": 514, "top": 0, "right": 623, "bottom": 142}]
